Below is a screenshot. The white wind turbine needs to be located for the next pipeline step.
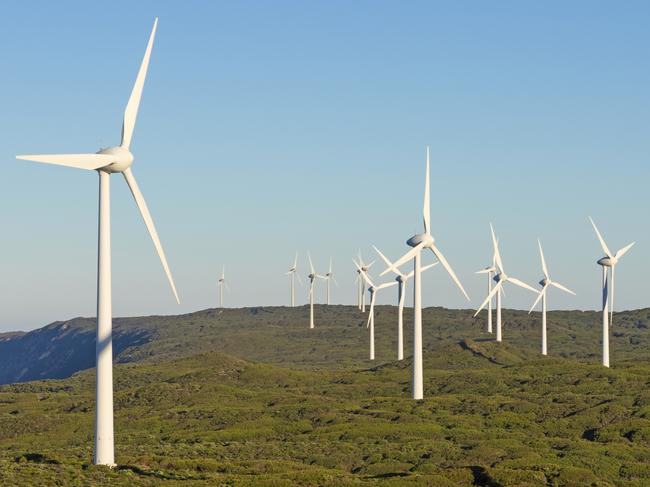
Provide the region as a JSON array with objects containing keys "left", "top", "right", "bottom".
[
  {"left": 307, "top": 253, "right": 326, "bottom": 329},
  {"left": 16, "top": 19, "right": 177, "bottom": 466},
  {"left": 475, "top": 242, "right": 498, "bottom": 334},
  {"left": 474, "top": 224, "right": 537, "bottom": 343},
  {"left": 285, "top": 253, "right": 302, "bottom": 307},
  {"left": 355, "top": 251, "right": 374, "bottom": 312},
  {"left": 380, "top": 147, "right": 469, "bottom": 400},
  {"left": 217, "top": 267, "right": 230, "bottom": 309},
  {"left": 373, "top": 245, "right": 437, "bottom": 361},
  {"left": 324, "top": 257, "right": 338, "bottom": 305},
  {"left": 355, "top": 259, "right": 397, "bottom": 360},
  {"left": 589, "top": 217, "right": 634, "bottom": 367},
  {"left": 528, "top": 239, "right": 575, "bottom": 355}
]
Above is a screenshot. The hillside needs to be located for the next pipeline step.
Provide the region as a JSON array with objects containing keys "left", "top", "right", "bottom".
[
  {"left": 1, "top": 305, "right": 649, "bottom": 385},
  {"left": 1, "top": 341, "right": 650, "bottom": 485}
]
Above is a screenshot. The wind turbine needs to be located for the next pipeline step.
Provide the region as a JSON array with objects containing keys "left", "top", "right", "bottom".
[
  {"left": 373, "top": 245, "right": 437, "bottom": 361},
  {"left": 16, "top": 19, "right": 177, "bottom": 466},
  {"left": 589, "top": 217, "right": 634, "bottom": 367},
  {"left": 528, "top": 239, "right": 575, "bottom": 355},
  {"left": 474, "top": 224, "right": 537, "bottom": 343},
  {"left": 324, "top": 257, "right": 338, "bottom": 305},
  {"left": 355, "top": 260, "right": 397, "bottom": 360},
  {"left": 285, "top": 253, "right": 302, "bottom": 307},
  {"left": 307, "top": 253, "right": 326, "bottom": 329},
  {"left": 217, "top": 267, "right": 230, "bottom": 309},
  {"left": 356, "top": 251, "right": 374, "bottom": 312},
  {"left": 380, "top": 147, "right": 469, "bottom": 400},
  {"left": 475, "top": 241, "right": 498, "bottom": 334}
]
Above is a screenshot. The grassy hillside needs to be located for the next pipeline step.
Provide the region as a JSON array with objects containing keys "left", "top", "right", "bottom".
[
  {"left": 0, "top": 343, "right": 650, "bottom": 485},
  {"left": 1, "top": 305, "right": 650, "bottom": 384}
]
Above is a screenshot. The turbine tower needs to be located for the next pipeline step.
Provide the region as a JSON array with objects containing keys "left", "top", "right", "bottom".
[
  {"left": 218, "top": 267, "right": 229, "bottom": 309},
  {"left": 528, "top": 239, "right": 575, "bottom": 355},
  {"left": 373, "top": 245, "right": 437, "bottom": 361},
  {"left": 475, "top": 242, "right": 498, "bottom": 334},
  {"left": 285, "top": 253, "right": 302, "bottom": 307},
  {"left": 380, "top": 147, "right": 469, "bottom": 400},
  {"left": 355, "top": 260, "right": 397, "bottom": 360},
  {"left": 307, "top": 253, "right": 326, "bottom": 329},
  {"left": 324, "top": 257, "right": 338, "bottom": 305},
  {"left": 474, "top": 224, "right": 536, "bottom": 342},
  {"left": 16, "top": 19, "right": 178, "bottom": 466},
  {"left": 589, "top": 217, "right": 634, "bottom": 367}
]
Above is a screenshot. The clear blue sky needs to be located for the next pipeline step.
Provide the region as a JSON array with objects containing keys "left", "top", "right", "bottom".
[{"left": 0, "top": 1, "right": 648, "bottom": 331}]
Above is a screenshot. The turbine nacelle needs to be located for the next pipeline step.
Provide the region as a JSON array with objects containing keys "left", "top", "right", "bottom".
[
  {"left": 407, "top": 233, "right": 433, "bottom": 248},
  {"left": 97, "top": 146, "right": 134, "bottom": 173},
  {"left": 597, "top": 256, "right": 615, "bottom": 267},
  {"left": 539, "top": 277, "right": 550, "bottom": 287},
  {"left": 494, "top": 272, "right": 506, "bottom": 283}
]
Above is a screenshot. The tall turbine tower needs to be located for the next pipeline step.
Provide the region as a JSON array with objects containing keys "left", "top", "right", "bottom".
[
  {"left": 16, "top": 19, "right": 178, "bottom": 466},
  {"left": 355, "top": 260, "right": 397, "bottom": 360},
  {"left": 373, "top": 245, "right": 437, "bottom": 361},
  {"left": 307, "top": 253, "right": 326, "bottom": 329},
  {"left": 324, "top": 257, "right": 338, "bottom": 305},
  {"left": 474, "top": 224, "right": 536, "bottom": 342},
  {"left": 217, "top": 267, "right": 228, "bottom": 309},
  {"left": 589, "top": 217, "right": 634, "bottom": 367},
  {"left": 356, "top": 251, "right": 374, "bottom": 312},
  {"left": 475, "top": 242, "right": 498, "bottom": 334},
  {"left": 285, "top": 253, "right": 302, "bottom": 307},
  {"left": 528, "top": 239, "right": 575, "bottom": 355},
  {"left": 380, "top": 147, "right": 470, "bottom": 400}
]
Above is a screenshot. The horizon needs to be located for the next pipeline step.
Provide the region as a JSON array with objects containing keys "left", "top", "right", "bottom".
[{"left": 1, "top": 1, "right": 649, "bottom": 331}]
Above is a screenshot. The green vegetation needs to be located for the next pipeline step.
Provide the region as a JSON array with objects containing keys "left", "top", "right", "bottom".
[{"left": 0, "top": 305, "right": 649, "bottom": 485}]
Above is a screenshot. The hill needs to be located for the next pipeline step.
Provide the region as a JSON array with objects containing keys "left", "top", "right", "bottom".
[{"left": 0, "top": 305, "right": 649, "bottom": 385}]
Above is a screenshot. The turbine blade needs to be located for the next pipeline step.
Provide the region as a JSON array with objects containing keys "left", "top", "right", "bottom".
[
  {"left": 377, "top": 281, "right": 398, "bottom": 290},
  {"left": 474, "top": 281, "right": 502, "bottom": 317},
  {"left": 421, "top": 262, "right": 438, "bottom": 273},
  {"left": 615, "top": 242, "right": 635, "bottom": 260},
  {"left": 423, "top": 146, "right": 431, "bottom": 235},
  {"left": 429, "top": 243, "right": 469, "bottom": 300},
  {"left": 296, "top": 272, "right": 303, "bottom": 286},
  {"left": 121, "top": 18, "right": 158, "bottom": 149},
  {"left": 490, "top": 223, "right": 504, "bottom": 273},
  {"left": 508, "top": 277, "right": 538, "bottom": 293},
  {"left": 550, "top": 280, "right": 575, "bottom": 295},
  {"left": 373, "top": 245, "right": 404, "bottom": 277},
  {"left": 379, "top": 243, "right": 424, "bottom": 277},
  {"left": 293, "top": 252, "right": 298, "bottom": 269},
  {"left": 16, "top": 153, "right": 114, "bottom": 170},
  {"left": 308, "top": 252, "right": 315, "bottom": 275},
  {"left": 122, "top": 167, "right": 179, "bottom": 303},
  {"left": 589, "top": 216, "right": 613, "bottom": 259},
  {"left": 528, "top": 286, "right": 546, "bottom": 313},
  {"left": 332, "top": 275, "right": 339, "bottom": 287},
  {"left": 538, "top": 239, "right": 549, "bottom": 278}
]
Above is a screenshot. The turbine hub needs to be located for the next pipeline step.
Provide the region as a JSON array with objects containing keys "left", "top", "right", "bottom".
[
  {"left": 396, "top": 275, "right": 405, "bottom": 283},
  {"left": 540, "top": 278, "right": 550, "bottom": 287},
  {"left": 97, "top": 146, "right": 134, "bottom": 173},
  {"left": 494, "top": 272, "right": 506, "bottom": 283},
  {"left": 308, "top": 273, "right": 315, "bottom": 279},
  {"left": 597, "top": 256, "right": 614, "bottom": 267}
]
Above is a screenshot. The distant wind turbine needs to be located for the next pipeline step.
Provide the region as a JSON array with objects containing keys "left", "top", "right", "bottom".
[
  {"left": 355, "top": 260, "right": 397, "bottom": 360},
  {"left": 475, "top": 240, "right": 498, "bottom": 334},
  {"left": 528, "top": 239, "right": 575, "bottom": 355},
  {"left": 324, "top": 257, "right": 338, "bottom": 305},
  {"left": 218, "top": 267, "right": 230, "bottom": 309},
  {"left": 307, "top": 253, "right": 326, "bottom": 329},
  {"left": 356, "top": 251, "right": 374, "bottom": 312},
  {"left": 589, "top": 217, "right": 634, "bottom": 367},
  {"left": 16, "top": 19, "right": 177, "bottom": 466},
  {"left": 373, "top": 245, "right": 437, "bottom": 361},
  {"left": 474, "top": 224, "right": 536, "bottom": 342},
  {"left": 285, "top": 253, "right": 302, "bottom": 307},
  {"left": 380, "top": 147, "right": 470, "bottom": 400}
]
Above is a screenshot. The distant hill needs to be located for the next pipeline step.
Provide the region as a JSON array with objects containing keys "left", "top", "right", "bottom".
[{"left": 0, "top": 305, "right": 649, "bottom": 385}]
